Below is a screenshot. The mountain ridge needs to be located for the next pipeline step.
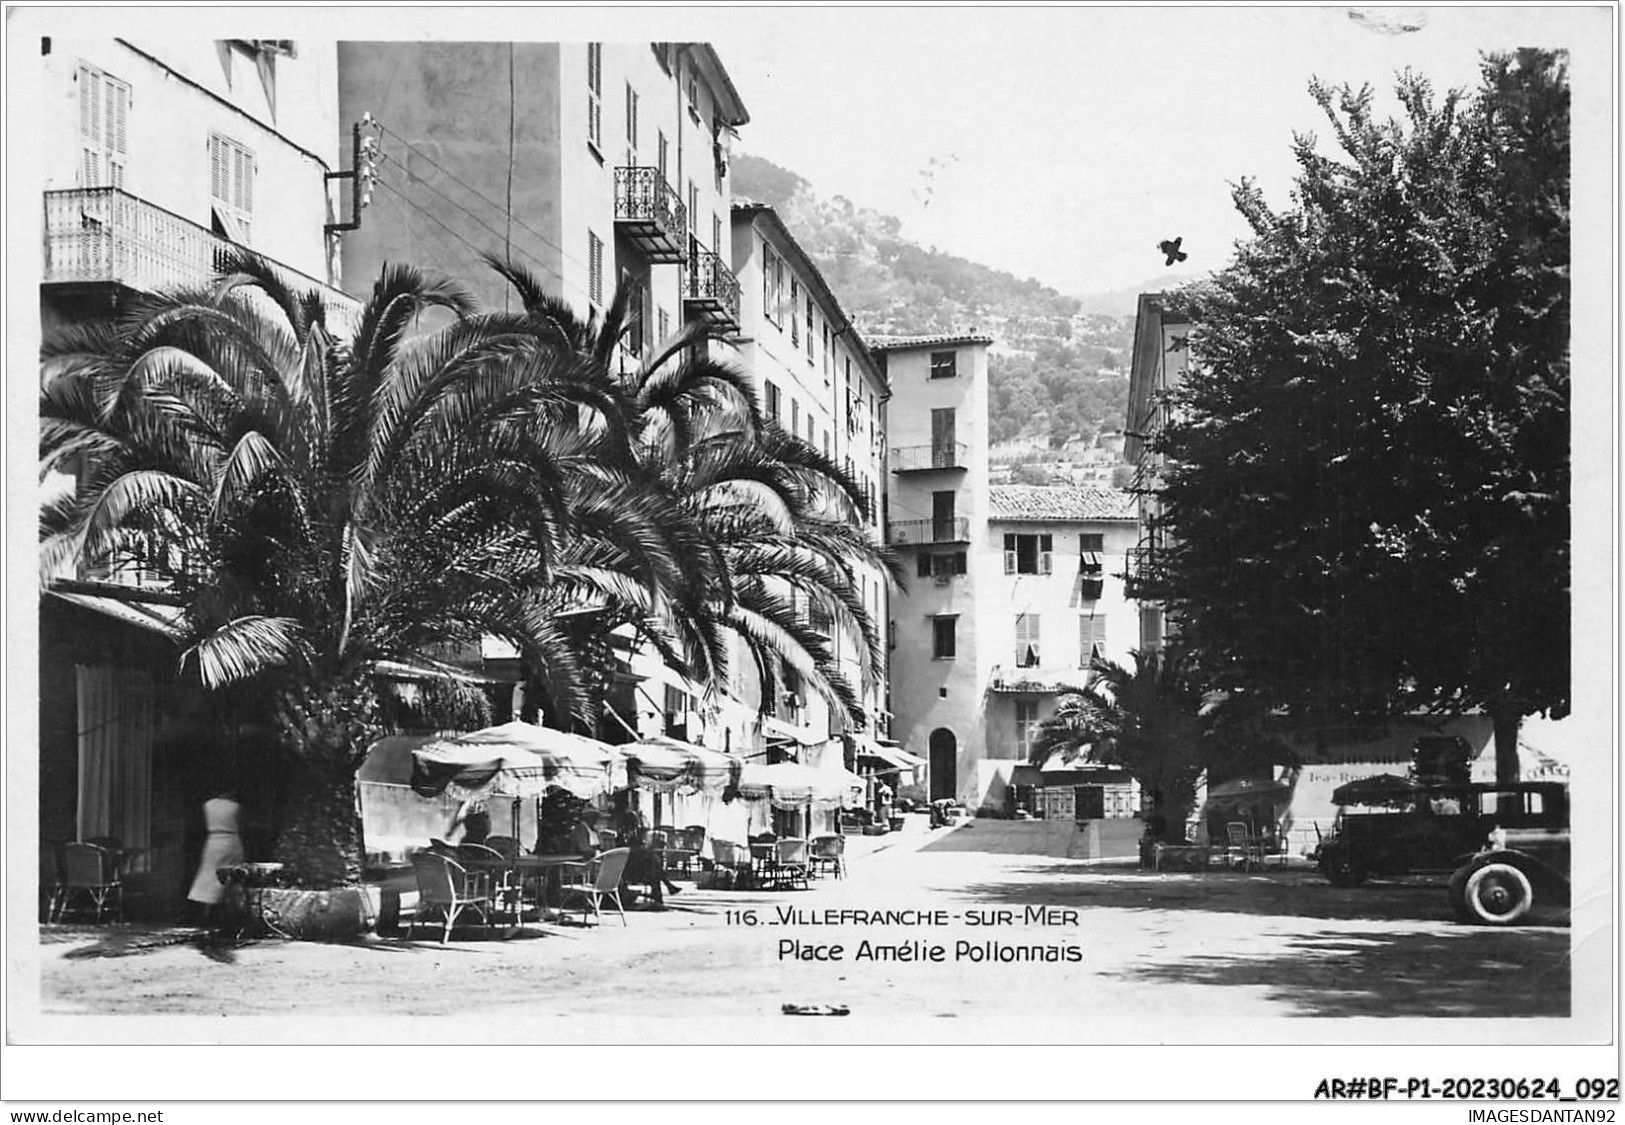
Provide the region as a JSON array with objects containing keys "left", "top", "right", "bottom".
[{"left": 732, "top": 151, "right": 1142, "bottom": 449}]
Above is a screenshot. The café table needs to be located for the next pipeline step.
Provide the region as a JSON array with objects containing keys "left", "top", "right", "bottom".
[
  {"left": 460, "top": 853, "right": 584, "bottom": 927},
  {"left": 656, "top": 848, "right": 697, "bottom": 878}
]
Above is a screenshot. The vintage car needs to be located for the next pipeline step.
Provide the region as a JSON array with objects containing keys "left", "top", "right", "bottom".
[
  {"left": 1312, "top": 780, "right": 1568, "bottom": 888},
  {"left": 1448, "top": 822, "right": 1571, "bottom": 925}
]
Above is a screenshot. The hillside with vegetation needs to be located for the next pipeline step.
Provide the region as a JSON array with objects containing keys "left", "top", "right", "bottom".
[{"left": 732, "top": 152, "right": 1133, "bottom": 448}]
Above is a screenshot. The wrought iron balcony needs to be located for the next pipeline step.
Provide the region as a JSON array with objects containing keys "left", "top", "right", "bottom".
[
  {"left": 683, "top": 240, "right": 740, "bottom": 331},
  {"left": 887, "top": 517, "right": 971, "bottom": 547},
  {"left": 43, "top": 188, "right": 358, "bottom": 322},
  {"left": 614, "top": 167, "right": 687, "bottom": 263},
  {"left": 1122, "top": 545, "right": 1163, "bottom": 601},
  {"left": 889, "top": 442, "right": 969, "bottom": 473},
  {"left": 988, "top": 663, "right": 1088, "bottom": 695}
]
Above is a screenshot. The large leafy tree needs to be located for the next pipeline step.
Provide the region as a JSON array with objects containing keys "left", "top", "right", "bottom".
[
  {"left": 1151, "top": 52, "right": 1569, "bottom": 779},
  {"left": 40, "top": 253, "right": 684, "bottom": 885},
  {"left": 1029, "top": 649, "right": 1206, "bottom": 844}
]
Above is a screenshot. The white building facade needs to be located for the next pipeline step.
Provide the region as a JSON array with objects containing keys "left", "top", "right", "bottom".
[
  {"left": 880, "top": 334, "right": 1141, "bottom": 812},
  {"left": 725, "top": 203, "right": 896, "bottom": 813}
]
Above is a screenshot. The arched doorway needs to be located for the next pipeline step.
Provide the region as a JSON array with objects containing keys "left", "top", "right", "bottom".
[{"left": 928, "top": 728, "right": 957, "bottom": 801}]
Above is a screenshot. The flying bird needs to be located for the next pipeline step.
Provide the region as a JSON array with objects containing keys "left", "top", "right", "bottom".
[{"left": 1158, "top": 237, "right": 1188, "bottom": 267}]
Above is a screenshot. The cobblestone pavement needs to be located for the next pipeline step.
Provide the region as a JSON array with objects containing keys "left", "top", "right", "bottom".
[{"left": 33, "top": 816, "right": 1572, "bottom": 1032}]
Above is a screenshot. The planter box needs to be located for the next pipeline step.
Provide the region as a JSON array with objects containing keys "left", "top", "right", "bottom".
[{"left": 237, "top": 886, "right": 374, "bottom": 941}]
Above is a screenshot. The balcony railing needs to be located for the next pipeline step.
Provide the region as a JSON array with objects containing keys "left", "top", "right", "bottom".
[
  {"left": 43, "top": 188, "right": 358, "bottom": 322},
  {"left": 889, "top": 442, "right": 969, "bottom": 473},
  {"left": 614, "top": 167, "right": 687, "bottom": 263},
  {"left": 683, "top": 240, "right": 740, "bottom": 330},
  {"left": 1122, "top": 545, "right": 1163, "bottom": 601},
  {"left": 887, "top": 517, "right": 971, "bottom": 547},
  {"left": 988, "top": 664, "right": 1089, "bottom": 695}
]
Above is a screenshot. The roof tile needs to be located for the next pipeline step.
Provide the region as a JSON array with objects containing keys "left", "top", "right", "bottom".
[{"left": 987, "top": 484, "right": 1136, "bottom": 522}]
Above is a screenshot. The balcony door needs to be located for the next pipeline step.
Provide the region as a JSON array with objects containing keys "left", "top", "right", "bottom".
[
  {"left": 932, "top": 490, "right": 955, "bottom": 541},
  {"left": 931, "top": 408, "right": 957, "bottom": 468}
]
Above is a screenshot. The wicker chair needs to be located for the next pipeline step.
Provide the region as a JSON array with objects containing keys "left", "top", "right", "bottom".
[
  {"left": 710, "top": 839, "right": 754, "bottom": 889},
  {"left": 773, "top": 838, "right": 811, "bottom": 890},
  {"left": 52, "top": 842, "right": 124, "bottom": 923},
  {"left": 557, "top": 847, "right": 631, "bottom": 927},
  {"left": 809, "top": 834, "right": 846, "bottom": 879},
  {"left": 484, "top": 835, "right": 521, "bottom": 860},
  {"left": 675, "top": 825, "right": 708, "bottom": 874},
  {"left": 408, "top": 852, "right": 494, "bottom": 943}
]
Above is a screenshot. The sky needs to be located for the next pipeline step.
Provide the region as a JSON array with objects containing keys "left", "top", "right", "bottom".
[{"left": 712, "top": 5, "right": 1608, "bottom": 297}]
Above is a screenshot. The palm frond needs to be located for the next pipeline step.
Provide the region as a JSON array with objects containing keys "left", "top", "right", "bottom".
[{"left": 182, "top": 615, "right": 310, "bottom": 689}]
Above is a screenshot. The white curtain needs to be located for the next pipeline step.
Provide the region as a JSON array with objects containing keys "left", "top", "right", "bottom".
[{"left": 76, "top": 664, "right": 155, "bottom": 872}]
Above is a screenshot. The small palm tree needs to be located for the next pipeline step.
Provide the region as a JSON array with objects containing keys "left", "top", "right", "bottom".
[{"left": 1030, "top": 648, "right": 1206, "bottom": 843}]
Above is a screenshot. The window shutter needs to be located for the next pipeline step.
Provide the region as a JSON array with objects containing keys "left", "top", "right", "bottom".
[
  {"left": 1080, "top": 615, "right": 1107, "bottom": 666},
  {"left": 79, "top": 66, "right": 95, "bottom": 142},
  {"left": 209, "top": 134, "right": 226, "bottom": 203},
  {"left": 80, "top": 65, "right": 131, "bottom": 188},
  {"left": 1016, "top": 614, "right": 1041, "bottom": 666},
  {"left": 235, "top": 146, "right": 252, "bottom": 211},
  {"left": 108, "top": 81, "right": 128, "bottom": 186},
  {"left": 588, "top": 230, "right": 604, "bottom": 306},
  {"left": 954, "top": 551, "right": 967, "bottom": 575},
  {"left": 1039, "top": 547, "right": 1053, "bottom": 575},
  {"left": 916, "top": 554, "right": 931, "bottom": 579},
  {"left": 83, "top": 66, "right": 102, "bottom": 145}
]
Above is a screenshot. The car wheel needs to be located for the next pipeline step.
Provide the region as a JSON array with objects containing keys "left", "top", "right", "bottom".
[
  {"left": 1447, "top": 865, "right": 1471, "bottom": 921},
  {"left": 1318, "top": 846, "right": 1367, "bottom": 887},
  {"left": 1462, "top": 862, "right": 1534, "bottom": 925}
]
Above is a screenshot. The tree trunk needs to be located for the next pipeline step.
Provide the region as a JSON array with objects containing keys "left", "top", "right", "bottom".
[
  {"left": 1491, "top": 704, "right": 1523, "bottom": 786},
  {"left": 271, "top": 676, "right": 380, "bottom": 888},
  {"left": 1158, "top": 791, "right": 1196, "bottom": 845},
  {"left": 273, "top": 750, "right": 366, "bottom": 888}
]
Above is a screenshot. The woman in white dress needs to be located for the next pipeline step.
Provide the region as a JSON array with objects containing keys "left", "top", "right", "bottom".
[{"left": 186, "top": 789, "right": 245, "bottom": 922}]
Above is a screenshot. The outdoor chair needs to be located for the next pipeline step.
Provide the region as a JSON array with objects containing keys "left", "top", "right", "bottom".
[
  {"left": 710, "top": 840, "right": 753, "bottom": 889},
  {"left": 773, "top": 838, "right": 811, "bottom": 890},
  {"left": 51, "top": 841, "right": 124, "bottom": 923},
  {"left": 596, "top": 828, "right": 619, "bottom": 851},
  {"left": 458, "top": 842, "right": 520, "bottom": 923},
  {"left": 484, "top": 835, "right": 521, "bottom": 860},
  {"left": 809, "top": 834, "right": 846, "bottom": 879},
  {"left": 557, "top": 847, "right": 630, "bottom": 927},
  {"left": 408, "top": 852, "right": 494, "bottom": 943},
  {"left": 1223, "top": 822, "right": 1261, "bottom": 872},
  {"left": 676, "top": 826, "right": 708, "bottom": 873},
  {"left": 649, "top": 826, "right": 677, "bottom": 850}
]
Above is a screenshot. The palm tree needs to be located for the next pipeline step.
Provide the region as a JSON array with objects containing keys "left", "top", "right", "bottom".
[
  {"left": 1029, "top": 648, "right": 1206, "bottom": 844},
  {"left": 485, "top": 260, "right": 903, "bottom": 728},
  {"left": 40, "top": 251, "right": 682, "bottom": 885}
]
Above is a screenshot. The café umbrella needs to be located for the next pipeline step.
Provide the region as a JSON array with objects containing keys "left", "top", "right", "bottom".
[
  {"left": 614, "top": 737, "right": 742, "bottom": 795},
  {"left": 735, "top": 761, "right": 866, "bottom": 809},
  {"left": 411, "top": 720, "right": 615, "bottom": 801}
]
